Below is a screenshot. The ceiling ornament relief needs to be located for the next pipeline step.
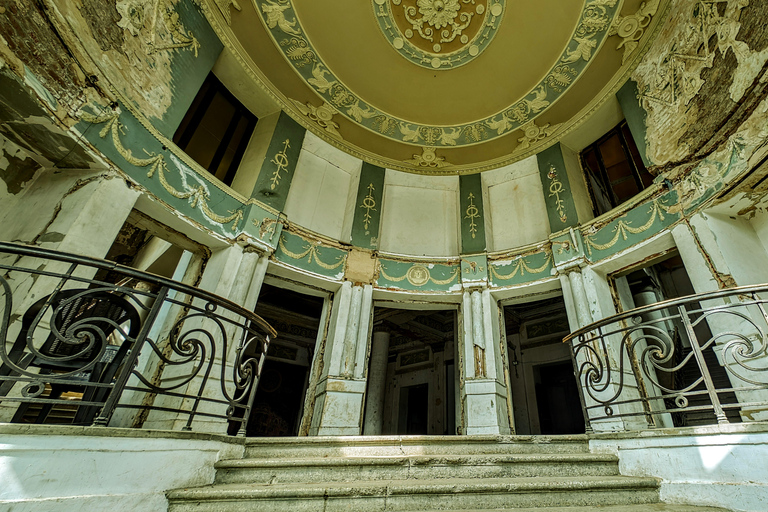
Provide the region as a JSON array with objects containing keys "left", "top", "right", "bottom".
[
  {"left": 372, "top": 0, "right": 505, "bottom": 70},
  {"left": 609, "top": 0, "right": 660, "bottom": 64},
  {"left": 290, "top": 99, "right": 342, "bottom": 138},
  {"left": 405, "top": 146, "right": 451, "bottom": 168},
  {"left": 514, "top": 120, "right": 560, "bottom": 154},
  {"left": 253, "top": 0, "right": 622, "bottom": 148}
]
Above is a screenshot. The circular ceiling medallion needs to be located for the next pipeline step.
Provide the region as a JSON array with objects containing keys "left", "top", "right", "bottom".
[{"left": 372, "top": 0, "right": 505, "bottom": 70}]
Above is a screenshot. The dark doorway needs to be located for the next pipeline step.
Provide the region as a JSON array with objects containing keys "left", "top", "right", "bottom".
[
  {"left": 368, "top": 308, "right": 457, "bottom": 435},
  {"left": 505, "top": 296, "right": 585, "bottom": 435},
  {"left": 399, "top": 383, "right": 429, "bottom": 435},
  {"left": 243, "top": 283, "right": 325, "bottom": 437},
  {"left": 534, "top": 361, "right": 584, "bottom": 435},
  {"left": 248, "top": 360, "right": 307, "bottom": 436}
]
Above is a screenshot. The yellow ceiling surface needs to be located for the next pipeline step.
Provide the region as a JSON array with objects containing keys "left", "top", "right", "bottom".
[{"left": 214, "top": 0, "right": 667, "bottom": 174}]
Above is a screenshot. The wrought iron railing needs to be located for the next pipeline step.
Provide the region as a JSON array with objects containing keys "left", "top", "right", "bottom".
[
  {"left": 565, "top": 285, "right": 768, "bottom": 431},
  {"left": 0, "top": 241, "right": 275, "bottom": 435}
]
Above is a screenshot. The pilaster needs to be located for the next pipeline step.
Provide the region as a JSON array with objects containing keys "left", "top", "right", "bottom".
[{"left": 310, "top": 281, "right": 374, "bottom": 436}]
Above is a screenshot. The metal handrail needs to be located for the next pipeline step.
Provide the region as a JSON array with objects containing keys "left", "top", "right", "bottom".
[
  {"left": 564, "top": 283, "right": 768, "bottom": 343},
  {"left": 565, "top": 284, "right": 768, "bottom": 431},
  {"left": 0, "top": 242, "right": 276, "bottom": 337},
  {"left": 0, "top": 241, "right": 275, "bottom": 435}
]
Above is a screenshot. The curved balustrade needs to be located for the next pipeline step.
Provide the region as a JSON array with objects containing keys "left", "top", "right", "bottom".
[
  {"left": 565, "top": 285, "right": 768, "bottom": 431},
  {"left": 0, "top": 242, "right": 275, "bottom": 435}
]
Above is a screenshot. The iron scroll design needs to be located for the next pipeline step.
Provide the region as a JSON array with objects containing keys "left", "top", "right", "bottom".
[
  {"left": 565, "top": 285, "right": 768, "bottom": 432},
  {"left": 0, "top": 241, "right": 275, "bottom": 435}
]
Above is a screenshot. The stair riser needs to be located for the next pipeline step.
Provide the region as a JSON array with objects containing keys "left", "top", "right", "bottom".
[
  {"left": 215, "top": 461, "right": 619, "bottom": 484},
  {"left": 243, "top": 443, "right": 590, "bottom": 459},
  {"left": 169, "top": 487, "right": 659, "bottom": 512}
]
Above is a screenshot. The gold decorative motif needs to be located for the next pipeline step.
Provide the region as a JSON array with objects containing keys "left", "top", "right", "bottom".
[
  {"left": 258, "top": 0, "right": 621, "bottom": 148},
  {"left": 547, "top": 165, "right": 567, "bottom": 224},
  {"left": 278, "top": 234, "right": 346, "bottom": 269},
  {"left": 280, "top": 37, "right": 316, "bottom": 67},
  {"left": 213, "top": 0, "right": 242, "bottom": 25},
  {"left": 255, "top": 217, "right": 280, "bottom": 241},
  {"left": 79, "top": 108, "right": 243, "bottom": 230},
  {"left": 378, "top": 262, "right": 460, "bottom": 286},
  {"left": 609, "top": 0, "right": 660, "bottom": 64},
  {"left": 489, "top": 252, "right": 553, "bottom": 281},
  {"left": 407, "top": 265, "right": 431, "bottom": 286},
  {"left": 291, "top": 100, "right": 342, "bottom": 138},
  {"left": 269, "top": 139, "right": 291, "bottom": 190},
  {"left": 359, "top": 183, "right": 377, "bottom": 231},
  {"left": 464, "top": 192, "right": 480, "bottom": 239},
  {"left": 373, "top": 0, "right": 505, "bottom": 70},
  {"left": 560, "top": 0, "right": 617, "bottom": 64},
  {"left": 261, "top": 0, "right": 300, "bottom": 35},
  {"left": 515, "top": 120, "right": 558, "bottom": 153},
  {"left": 117, "top": 0, "right": 200, "bottom": 56},
  {"left": 583, "top": 199, "right": 673, "bottom": 255},
  {"left": 405, "top": 147, "right": 450, "bottom": 168}
]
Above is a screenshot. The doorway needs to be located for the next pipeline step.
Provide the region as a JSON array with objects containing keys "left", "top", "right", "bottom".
[
  {"left": 245, "top": 283, "right": 325, "bottom": 436},
  {"left": 505, "top": 296, "right": 585, "bottom": 435},
  {"left": 366, "top": 308, "right": 458, "bottom": 435}
]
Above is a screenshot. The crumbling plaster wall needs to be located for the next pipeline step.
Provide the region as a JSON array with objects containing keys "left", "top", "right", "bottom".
[{"left": 634, "top": 0, "right": 768, "bottom": 168}]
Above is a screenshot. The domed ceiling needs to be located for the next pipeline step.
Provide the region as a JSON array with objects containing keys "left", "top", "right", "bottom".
[{"left": 214, "top": 0, "right": 667, "bottom": 174}]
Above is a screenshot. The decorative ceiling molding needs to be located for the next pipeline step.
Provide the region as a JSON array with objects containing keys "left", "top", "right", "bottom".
[
  {"left": 290, "top": 100, "right": 342, "bottom": 138},
  {"left": 372, "top": 0, "right": 505, "bottom": 70},
  {"left": 609, "top": 0, "right": 660, "bottom": 64},
  {"left": 405, "top": 146, "right": 451, "bottom": 168},
  {"left": 213, "top": 0, "right": 242, "bottom": 25},
  {"left": 201, "top": 0, "right": 671, "bottom": 174},
  {"left": 252, "top": 0, "right": 622, "bottom": 148}
]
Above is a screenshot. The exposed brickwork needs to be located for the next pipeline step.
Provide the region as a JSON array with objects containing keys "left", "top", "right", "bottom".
[
  {"left": 0, "top": 0, "right": 87, "bottom": 107},
  {"left": 79, "top": 0, "right": 124, "bottom": 52}
]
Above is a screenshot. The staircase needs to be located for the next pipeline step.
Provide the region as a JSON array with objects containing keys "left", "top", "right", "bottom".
[{"left": 167, "top": 435, "right": 730, "bottom": 512}]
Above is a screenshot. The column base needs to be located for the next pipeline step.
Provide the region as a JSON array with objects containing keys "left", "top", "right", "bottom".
[
  {"left": 464, "top": 378, "right": 511, "bottom": 435},
  {"left": 309, "top": 376, "right": 367, "bottom": 436}
]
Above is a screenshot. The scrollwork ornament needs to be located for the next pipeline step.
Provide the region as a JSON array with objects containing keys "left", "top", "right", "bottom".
[
  {"left": 405, "top": 146, "right": 451, "bottom": 168},
  {"left": 609, "top": 0, "right": 660, "bottom": 64}
]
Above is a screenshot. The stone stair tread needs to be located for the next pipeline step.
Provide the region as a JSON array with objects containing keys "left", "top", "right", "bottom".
[
  {"left": 414, "top": 506, "right": 731, "bottom": 512},
  {"left": 243, "top": 434, "right": 590, "bottom": 446},
  {"left": 215, "top": 452, "right": 619, "bottom": 469},
  {"left": 168, "top": 475, "right": 660, "bottom": 500}
]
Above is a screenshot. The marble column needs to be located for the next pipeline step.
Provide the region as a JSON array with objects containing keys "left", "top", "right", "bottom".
[
  {"left": 141, "top": 242, "right": 274, "bottom": 432},
  {"left": 310, "top": 281, "right": 374, "bottom": 436},
  {"left": 363, "top": 331, "right": 390, "bottom": 435},
  {"left": 460, "top": 288, "right": 511, "bottom": 435}
]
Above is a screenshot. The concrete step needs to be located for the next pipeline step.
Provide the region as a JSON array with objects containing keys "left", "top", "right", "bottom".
[
  {"left": 214, "top": 453, "right": 620, "bottom": 484},
  {"left": 242, "top": 434, "right": 591, "bottom": 459},
  {"left": 416, "top": 506, "right": 732, "bottom": 512},
  {"left": 167, "top": 475, "right": 661, "bottom": 512}
]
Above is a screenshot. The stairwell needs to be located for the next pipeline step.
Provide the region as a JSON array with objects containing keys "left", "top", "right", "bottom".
[{"left": 166, "top": 435, "right": 732, "bottom": 512}]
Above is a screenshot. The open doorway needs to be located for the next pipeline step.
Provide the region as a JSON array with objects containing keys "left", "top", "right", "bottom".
[
  {"left": 505, "top": 296, "right": 584, "bottom": 435},
  {"left": 245, "top": 283, "right": 325, "bottom": 436},
  {"left": 365, "top": 308, "right": 457, "bottom": 435}
]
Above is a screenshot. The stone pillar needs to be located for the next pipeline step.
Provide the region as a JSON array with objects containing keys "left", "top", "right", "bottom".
[
  {"left": 363, "top": 331, "right": 390, "bottom": 435},
  {"left": 141, "top": 241, "right": 274, "bottom": 432},
  {"left": 558, "top": 262, "right": 647, "bottom": 431},
  {"left": 0, "top": 174, "right": 140, "bottom": 423},
  {"left": 310, "top": 281, "right": 374, "bottom": 436},
  {"left": 672, "top": 218, "right": 768, "bottom": 421},
  {"left": 460, "top": 288, "right": 511, "bottom": 435}
]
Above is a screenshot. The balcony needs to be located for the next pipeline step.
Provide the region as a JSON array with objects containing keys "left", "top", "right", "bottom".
[
  {"left": 0, "top": 241, "right": 275, "bottom": 434},
  {"left": 565, "top": 285, "right": 768, "bottom": 431}
]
